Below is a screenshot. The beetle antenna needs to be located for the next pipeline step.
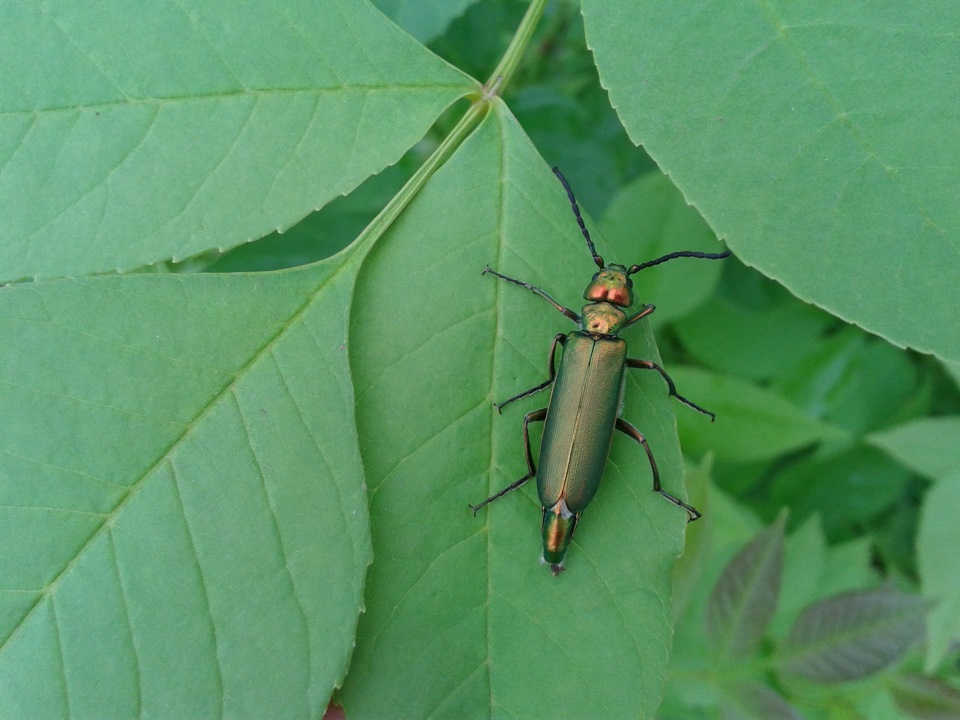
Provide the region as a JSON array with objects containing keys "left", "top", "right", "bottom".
[
  {"left": 627, "top": 249, "right": 731, "bottom": 275},
  {"left": 552, "top": 167, "right": 604, "bottom": 270}
]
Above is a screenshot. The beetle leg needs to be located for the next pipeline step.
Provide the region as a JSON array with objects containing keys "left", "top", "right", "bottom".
[
  {"left": 483, "top": 266, "right": 581, "bottom": 324},
  {"left": 614, "top": 418, "right": 701, "bottom": 522},
  {"left": 621, "top": 303, "right": 656, "bottom": 329},
  {"left": 494, "top": 334, "right": 566, "bottom": 413},
  {"left": 470, "top": 408, "right": 548, "bottom": 514},
  {"left": 626, "top": 358, "right": 717, "bottom": 422}
]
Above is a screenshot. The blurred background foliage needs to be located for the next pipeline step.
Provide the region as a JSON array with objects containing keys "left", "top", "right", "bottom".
[
  {"left": 196, "top": 0, "right": 957, "bottom": 577},
  {"left": 155, "top": 1, "right": 959, "bottom": 716}
]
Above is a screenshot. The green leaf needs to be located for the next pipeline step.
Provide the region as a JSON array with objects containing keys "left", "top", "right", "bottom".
[
  {"left": 674, "top": 290, "right": 834, "bottom": 382},
  {"left": 916, "top": 472, "right": 960, "bottom": 671},
  {"left": 0, "top": 259, "right": 371, "bottom": 716},
  {"left": 820, "top": 537, "right": 876, "bottom": 599},
  {"left": 206, "top": 162, "right": 413, "bottom": 273},
  {"left": 776, "top": 588, "right": 928, "bottom": 683},
  {"left": 670, "top": 465, "right": 767, "bottom": 662},
  {"left": 943, "top": 360, "right": 960, "bottom": 389},
  {"left": 706, "top": 511, "right": 786, "bottom": 660},
  {"left": 769, "top": 515, "right": 826, "bottom": 640},
  {"left": 769, "top": 445, "right": 912, "bottom": 538},
  {"left": 600, "top": 171, "right": 727, "bottom": 326},
  {"left": 890, "top": 674, "right": 960, "bottom": 720},
  {"left": 669, "top": 456, "right": 716, "bottom": 622},
  {"left": 775, "top": 328, "right": 920, "bottom": 437},
  {"left": 668, "top": 367, "right": 848, "bottom": 462},
  {"left": 0, "top": 0, "right": 473, "bottom": 282},
  {"left": 720, "top": 682, "right": 801, "bottom": 720},
  {"left": 341, "top": 104, "right": 694, "bottom": 719},
  {"left": 581, "top": 2, "right": 960, "bottom": 363},
  {"left": 666, "top": 485, "right": 766, "bottom": 714},
  {"left": 372, "top": 0, "right": 481, "bottom": 43},
  {"left": 868, "top": 417, "right": 960, "bottom": 481}
]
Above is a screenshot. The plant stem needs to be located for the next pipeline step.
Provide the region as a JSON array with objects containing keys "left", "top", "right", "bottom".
[
  {"left": 485, "top": 0, "right": 548, "bottom": 96},
  {"left": 351, "top": 99, "right": 487, "bottom": 255},
  {"left": 353, "top": 0, "right": 548, "bottom": 254}
]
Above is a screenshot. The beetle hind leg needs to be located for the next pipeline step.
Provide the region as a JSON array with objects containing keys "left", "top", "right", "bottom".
[
  {"left": 469, "top": 470, "right": 535, "bottom": 515},
  {"left": 469, "top": 408, "right": 547, "bottom": 514}
]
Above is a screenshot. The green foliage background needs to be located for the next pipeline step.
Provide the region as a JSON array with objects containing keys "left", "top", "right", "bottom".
[{"left": 2, "top": 1, "right": 958, "bottom": 718}]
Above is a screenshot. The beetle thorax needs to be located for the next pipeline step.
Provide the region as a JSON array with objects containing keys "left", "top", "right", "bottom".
[{"left": 580, "top": 302, "right": 625, "bottom": 336}]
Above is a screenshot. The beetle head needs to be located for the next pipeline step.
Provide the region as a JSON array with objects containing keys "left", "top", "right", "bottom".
[{"left": 583, "top": 263, "right": 634, "bottom": 308}]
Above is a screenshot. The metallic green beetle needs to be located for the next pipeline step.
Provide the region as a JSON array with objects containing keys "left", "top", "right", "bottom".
[{"left": 470, "top": 167, "right": 729, "bottom": 575}]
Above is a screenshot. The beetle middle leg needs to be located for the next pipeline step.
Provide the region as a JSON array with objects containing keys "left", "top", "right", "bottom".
[
  {"left": 494, "top": 334, "right": 566, "bottom": 414},
  {"left": 615, "top": 418, "right": 701, "bottom": 521},
  {"left": 626, "top": 358, "right": 716, "bottom": 421},
  {"left": 470, "top": 408, "right": 547, "bottom": 514}
]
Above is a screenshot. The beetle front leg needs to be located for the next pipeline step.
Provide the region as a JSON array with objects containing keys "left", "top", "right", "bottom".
[
  {"left": 494, "top": 334, "right": 566, "bottom": 414},
  {"left": 615, "top": 418, "right": 701, "bottom": 521},
  {"left": 483, "top": 266, "right": 581, "bottom": 324},
  {"left": 626, "top": 358, "right": 717, "bottom": 421},
  {"left": 470, "top": 408, "right": 548, "bottom": 514},
  {"left": 621, "top": 303, "right": 656, "bottom": 329}
]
